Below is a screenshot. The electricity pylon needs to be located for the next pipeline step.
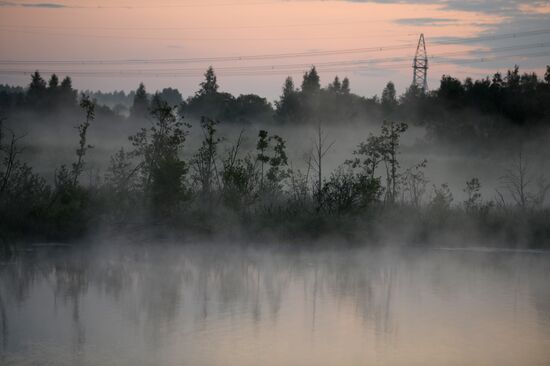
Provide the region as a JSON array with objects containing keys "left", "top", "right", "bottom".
[{"left": 412, "top": 33, "right": 428, "bottom": 92}]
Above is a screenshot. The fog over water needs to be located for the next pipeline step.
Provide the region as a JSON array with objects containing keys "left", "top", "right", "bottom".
[
  {"left": 1, "top": 241, "right": 550, "bottom": 365},
  {"left": 2, "top": 1, "right": 550, "bottom": 364}
]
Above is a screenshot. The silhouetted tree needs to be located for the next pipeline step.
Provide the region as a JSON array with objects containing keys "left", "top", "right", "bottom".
[
  {"left": 310, "top": 124, "right": 335, "bottom": 211},
  {"left": 220, "top": 132, "right": 258, "bottom": 212},
  {"left": 46, "top": 96, "right": 97, "bottom": 238},
  {"left": 438, "top": 75, "right": 464, "bottom": 101},
  {"left": 328, "top": 76, "right": 342, "bottom": 94},
  {"left": 380, "top": 121, "right": 408, "bottom": 204},
  {"left": 130, "top": 83, "right": 149, "bottom": 119},
  {"left": 234, "top": 94, "right": 272, "bottom": 123},
  {"left": 255, "top": 132, "right": 288, "bottom": 191},
  {"left": 0, "top": 116, "right": 50, "bottom": 239},
  {"left": 506, "top": 65, "right": 521, "bottom": 90},
  {"left": 275, "top": 77, "right": 301, "bottom": 123},
  {"left": 150, "top": 92, "right": 164, "bottom": 111},
  {"left": 400, "top": 159, "right": 428, "bottom": 208},
  {"left": 72, "top": 95, "right": 95, "bottom": 185},
  {"left": 499, "top": 145, "right": 550, "bottom": 210},
  {"left": 301, "top": 66, "right": 320, "bottom": 95},
  {"left": 185, "top": 67, "right": 270, "bottom": 122},
  {"left": 256, "top": 130, "right": 269, "bottom": 189},
  {"left": 104, "top": 148, "right": 137, "bottom": 218},
  {"left": 158, "top": 87, "right": 183, "bottom": 107},
  {"left": 350, "top": 134, "right": 385, "bottom": 180},
  {"left": 59, "top": 76, "right": 77, "bottom": 107},
  {"left": 27, "top": 71, "right": 47, "bottom": 108},
  {"left": 198, "top": 66, "right": 219, "bottom": 96},
  {"left": 266, "top": 134, "right": 288, "bottom": 186},
  {"left": 48, "top": 74, "right": 59, "bottom": 89},
  {"left": 129, "top": 99, "right": 190, "bottom": 215},
  {"left": 300, "top": 67, "right": 322, "bottom": 122},
  {"left": 321, "top": 165, "right": 382, "bottom": 215},
  {"left": 192, "top": 117, "right": 221, "bottom": 202},
  {"left": 381, "top": 81, "right": 397, "bottom": 115},
  {"left": 341, "top": 77, "right": 350, "bottom": 95}
]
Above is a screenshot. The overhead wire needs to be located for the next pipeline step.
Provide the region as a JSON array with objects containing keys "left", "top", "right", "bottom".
[
  {"left": 0, "top": 27, "right": 408, "bottom": 42},
  {"left": 0, "top": 19, "right": 400, "bottom": 31},
  {"left": 1, "top": 28, "right": 549, "bottom": 66},
  {"left": 1, "top": 41, "right": 549, "bottom": 75},
  {"left": 1, "top": 49, "right": 548, "bottom": 78},
  {"left": 0, "top": 27, "right": 548, "bottom": 78}
]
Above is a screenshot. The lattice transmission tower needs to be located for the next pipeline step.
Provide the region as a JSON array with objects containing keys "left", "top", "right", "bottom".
[{"left": 412, "top": 33, "right": 428, "bottom": 92}]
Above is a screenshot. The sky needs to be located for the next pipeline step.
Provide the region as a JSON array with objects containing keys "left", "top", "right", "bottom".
[{"left": 0, "top": 0, "right": 549, "bottom": 100}]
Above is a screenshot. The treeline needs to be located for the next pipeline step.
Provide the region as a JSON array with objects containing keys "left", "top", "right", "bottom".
[
  {"left": 395, "top": 65, "right": 550, "bottom": 143},
  {"left": 1, "top": 95, "right": 549, "bottom": 246},
  {"left": 1, "top": 65, "right": 549, "bottom": 138},
  {"left": 0, "top": 73, "right": 78, "bottom": 113}
]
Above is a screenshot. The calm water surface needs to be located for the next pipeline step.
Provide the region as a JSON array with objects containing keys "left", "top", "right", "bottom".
[{"left": 1, "top": 242, "right": 550, "bottom": 365}]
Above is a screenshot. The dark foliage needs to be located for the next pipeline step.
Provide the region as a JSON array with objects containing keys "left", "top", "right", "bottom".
[{"left": 0, "top": 65, "right": 549, "bottom": 246}]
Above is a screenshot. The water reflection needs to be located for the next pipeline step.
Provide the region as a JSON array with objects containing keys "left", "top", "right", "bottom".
[{"left": 1, "top": 243, "right": 549, "bottom": 365}]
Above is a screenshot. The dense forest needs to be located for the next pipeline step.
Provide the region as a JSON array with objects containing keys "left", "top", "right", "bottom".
[
  {"left": 0, "top": 65, "right": 549, "bottom": 248},
  {"left": 2, "top": 65, "right": 550, "bottom": 133}
]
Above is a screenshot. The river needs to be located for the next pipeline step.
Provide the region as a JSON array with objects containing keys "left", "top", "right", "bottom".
[{"left": 1, "top": 242, "right": 549, "bottom": 365}]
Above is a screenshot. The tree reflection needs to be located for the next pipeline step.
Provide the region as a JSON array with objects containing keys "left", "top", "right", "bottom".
[{"left": 1, "top": 244, "right": 550, "bottom": 364}]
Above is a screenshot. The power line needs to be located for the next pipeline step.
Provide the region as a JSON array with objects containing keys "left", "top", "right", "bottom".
[
  {"left": 0, "top": 44, "right": 418, "bottom": 65},
  {"left": 0, "top": 27, "right": 406, "bottom": 42},
  {"left": 1, "top": 41, "right": 548, "bottom": 74},
  {"left": 1, "top": 49, "right": 548, "bottom": 78},
  {"left": 431, "top": 29, "right": 550, "bottom": 45},
  {"left": 433, "top": 50, "right": 550, "bottom": 66},
  {"left": 1, "top": 28, "right": 549, "bottom": 66},
  {"left": 3, "top": 26, "right": 550, "bottom": 42},
  {"left": 0, "top": 19, "right": 399, "bottom": 31}
]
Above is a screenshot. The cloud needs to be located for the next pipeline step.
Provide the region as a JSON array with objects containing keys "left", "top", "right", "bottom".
[
  {"left": 0, "top": 1, "right": 67, "bottom": 8},
  {"left": 395, "top": 17, "right": 457, "bottom": 26},
  {"left": 343, "top": 0, "right": 548, "bottom": 16},
  {"left": 21, "top": 2, "right": 66, "bottom": 7}
]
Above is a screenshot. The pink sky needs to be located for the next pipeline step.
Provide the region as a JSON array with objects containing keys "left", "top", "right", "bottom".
[{"left": 0, "top": 0, "right": 549, "bottom": 99}]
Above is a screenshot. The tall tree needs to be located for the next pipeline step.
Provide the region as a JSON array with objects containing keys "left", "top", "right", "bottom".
[
  {"left": 438, "top": 75, "right": 464, "bottom": 100},
  {"left": 159, "top": 87, "right": 183, "bottom": 107},
  {"left": 381, "top": 81, "right": 397, "bottom": 114},
  {"left": 130, "top": 82, "right": 149, "bottom": 119},
  {"left": 60, "top": 76, "right": 73, "bottom": 90},
  {"left": 328, "top": 76, "right": 342, "bottom": 94},
  {"left": 341, "top": 77, "right": 350, "bottom": 95},
  {"left": 129, "top": 100, "right": 190, "bottom": 215},
  {"left": 506, "top": 65, "right": 521, "bottom": 90},
  {"left": 275, "top": 76, "right": 301, "bottom": 123},
  {"left": 310, "top": 124, "right": 335, "bottom": 211},
  {"left": 192, "top": 117, "right": 221, "bottom": 202},
  {"left": 72, "top": 95, "right": 95, "bottom": 185},
  {"left": 198, "top": 66, "right": 219, "bottom": 96},
  {"left": 60, "top": 76, "right": 77, "bottom": 107},
  {"left": 46, "top": 74, "right": 61, "bottom": 109},
  {"left": 301, "top": 66, "right": 320, "bottom": 95},
  {"left": 380, "top": 121, "right": 408, "bottom": 204},
  {"left": 27, "top": 71, "right": 47, "bottom": 107},
  {"left": 48, "top": 74, "right": 59, "bottom": 89}
]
